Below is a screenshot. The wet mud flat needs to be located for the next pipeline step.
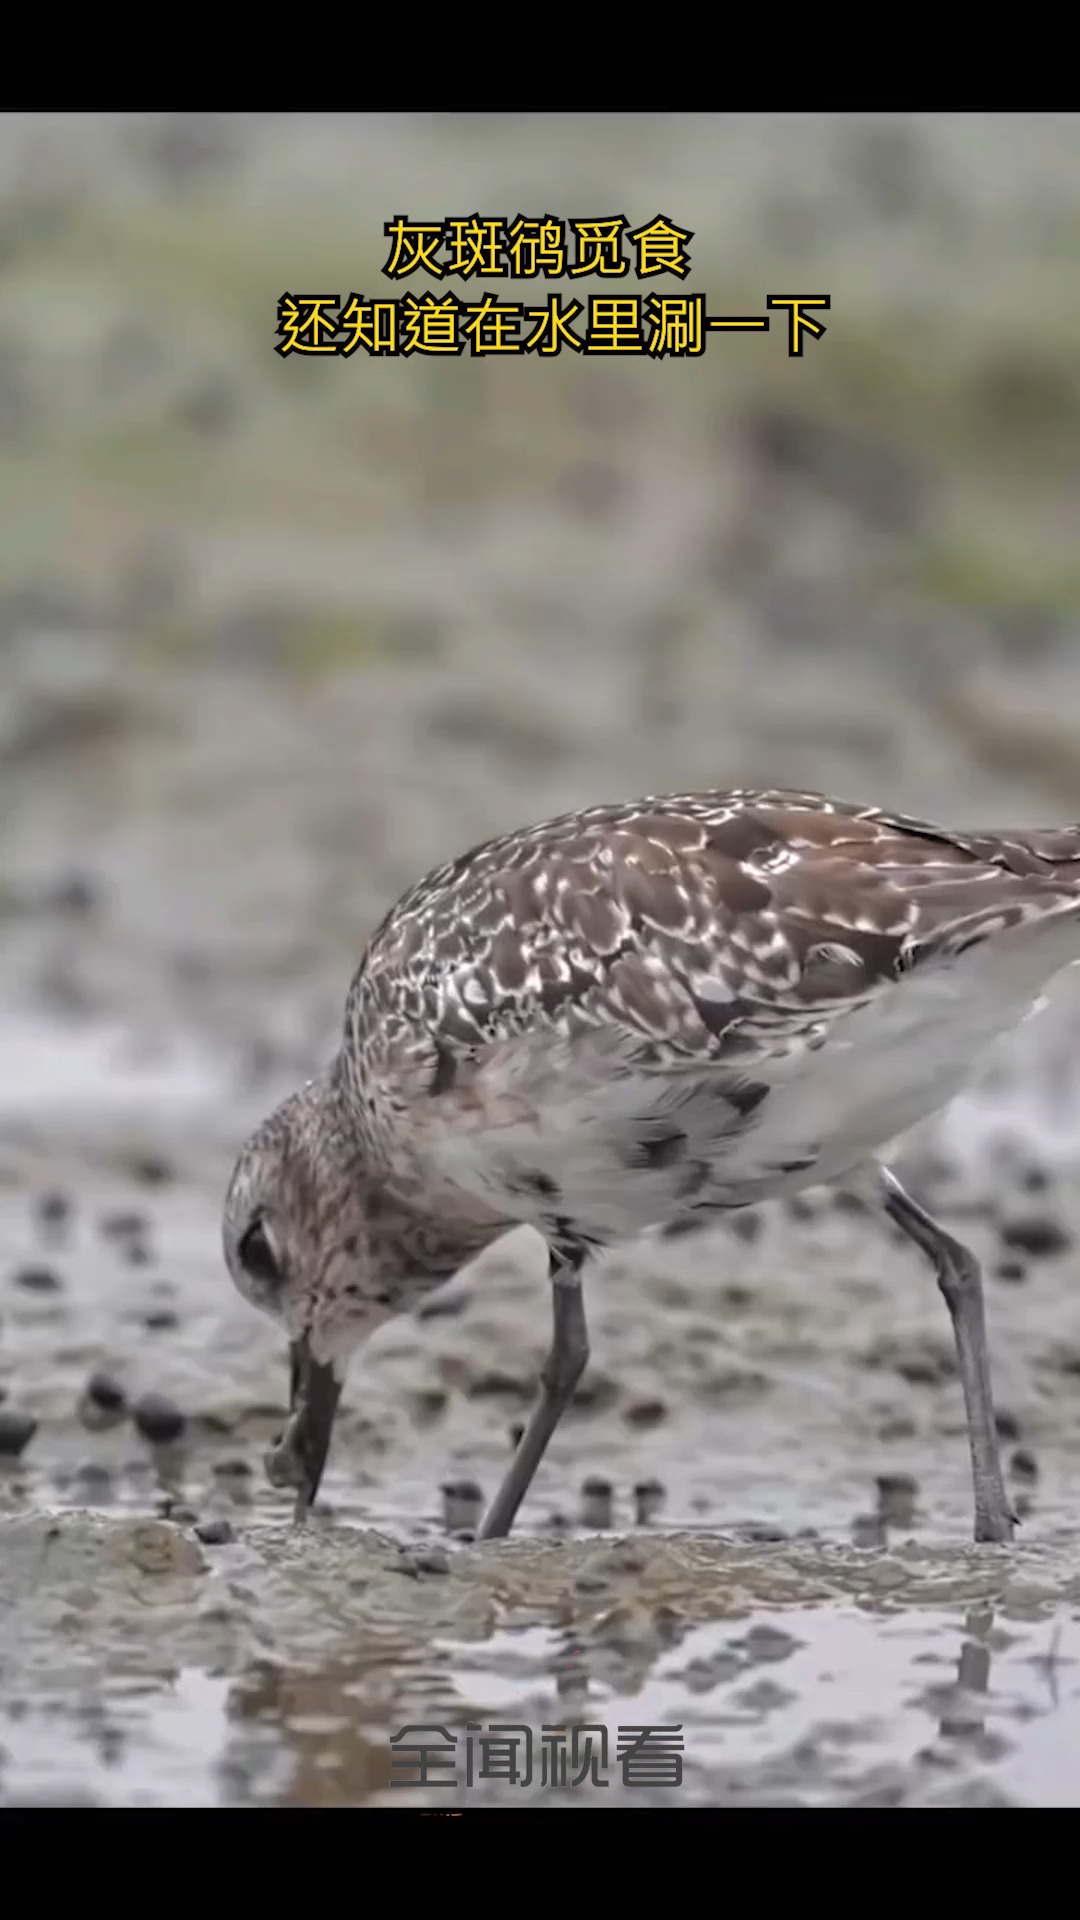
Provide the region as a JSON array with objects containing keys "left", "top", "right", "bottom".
[
  {"left": 3, "top": 1511, "right": 1080, "bottom": 1808},
  {"left": 4, "top": 1067, "right": 1080, "bottom": 1807}
]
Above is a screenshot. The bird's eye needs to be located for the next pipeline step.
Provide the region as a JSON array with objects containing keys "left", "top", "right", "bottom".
[{"left": 238, "top": 1217, "right": 282, "bottom": 1291}]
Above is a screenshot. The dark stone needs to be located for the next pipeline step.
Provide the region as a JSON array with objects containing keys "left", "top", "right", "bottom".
[
  {"left": 99, "top": 1210, "right": 149, "bottom": 1241},
  {"left": 1009, "top": 1447, "right": 1038, "bottom": 1481},
  {"left": 995, "top": 1408, "right": 1022, "bottom": 1442},
  {"left": 633, "top": 1477, "right": 667, "bottom": 1525},
  {"left": 35, "top": 1190, "right": 71, "bottom": 1230},
  {"left": 48, "top": 873, "right": 97, "bottom": 915},
  {"left": 395, "top": 1545, "right": 451, "bottom": 1577},
  {"left": 622, "top": 1396, "right": 668, "bottom": 1429},
  {"left": 409, "top": 1547, "right": 450, "bottom": 1576},
  {"left": 129, "top": 1154, "right": 173, "bottom": 1187},
  {"left": 86, "top": 1371, "right": 126, "bottom": 1415},
  {"left": 132, "top": 1392, "right": 186, "bottom": 1445},
  {"left": 440, "top": 1478, "right": 483, "bottom": 1501},
  {"left": 852, "top": 1512, "right": 887, "bottom": 1548},
  {"left": 994, "top": 1259, "right": 1028, "bottom": 1285},
  {"left": 142, "top": 1309, "right": 179, "bottom": 1332},
  {"left": 194, "top": 1518, "right": 234, "bottom": 1545},
  {"left": 212, "top": 1456, "right": 253, "bottom": 1479},
  {"left": 0, "top": 1409, "right": 37, "bottom": 1456},
  {"left": 876, "top": 1472, "right": 918, "bottom": 1498},
  {"left": 11, "top": 1265, "right": 63, "bottom": 1294},
  {"left": 73, "top": 1461, "right": 113, "bottom": 1490},
  {"left": 876, "top": 1473, "right": 918, "bottom": 1525},
  {"left": 1000, "top": 1216, "right": 1072, "bottom": 1259}
]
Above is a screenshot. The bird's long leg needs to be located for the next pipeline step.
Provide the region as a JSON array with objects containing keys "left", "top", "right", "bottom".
[
  {"left": 478, "top": 1248, "right": 589, "bottom": 1542},
  {"left": 880, "top": 1165, "right": 1016, "bottom": 1545}
]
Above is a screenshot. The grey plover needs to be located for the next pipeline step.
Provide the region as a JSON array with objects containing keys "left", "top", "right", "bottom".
[{"left": 222, "top": 786, "right": 1080, "bottom": 1546}]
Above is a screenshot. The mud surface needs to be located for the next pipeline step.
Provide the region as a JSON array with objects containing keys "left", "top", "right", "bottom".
[
  {"left": 3, "top": 113, "right": 1080, "bottom": 1805},
  {"left": 4, "top": 1064, "right": 1080, "bottom": 1806}
]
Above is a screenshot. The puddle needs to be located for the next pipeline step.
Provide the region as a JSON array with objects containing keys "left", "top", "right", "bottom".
[{"left": 3, "top": 1509, "right": 1080, "bottom": 1806}]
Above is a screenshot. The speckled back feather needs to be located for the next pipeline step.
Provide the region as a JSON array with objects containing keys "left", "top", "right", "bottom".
[{"left": 335, "top": 788, "right": 1080, "bottom": 1251}]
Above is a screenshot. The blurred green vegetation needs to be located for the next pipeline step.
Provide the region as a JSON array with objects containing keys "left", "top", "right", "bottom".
[{"left": 1, "top": 115, "right": 1078, "bottom": 665}]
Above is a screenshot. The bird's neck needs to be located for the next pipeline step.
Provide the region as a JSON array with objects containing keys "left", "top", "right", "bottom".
[{"left": 325, "top": 1051, "right": 508, "bottom": 1279}]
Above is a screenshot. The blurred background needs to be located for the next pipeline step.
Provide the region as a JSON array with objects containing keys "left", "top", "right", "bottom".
[
  {"left": 2, "top": 110, "right": 1079, "bottom": 1098},
  {"left": 4, "top": 114, "right": 1080, "bottom": 1808}
]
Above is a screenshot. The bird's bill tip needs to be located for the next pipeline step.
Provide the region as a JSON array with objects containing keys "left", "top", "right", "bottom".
[{"left": 266, "top": 1338, "right": 344, "bottom": 1521}]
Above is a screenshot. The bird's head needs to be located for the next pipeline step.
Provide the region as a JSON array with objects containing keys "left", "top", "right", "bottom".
[{"left": 222, "top": 1067, "right": 397, "bottom": 1520}]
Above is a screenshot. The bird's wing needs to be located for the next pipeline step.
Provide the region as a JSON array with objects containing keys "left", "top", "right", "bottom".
[{"left": 346, "top": 792, "right": 1080, "bottom": 1240}]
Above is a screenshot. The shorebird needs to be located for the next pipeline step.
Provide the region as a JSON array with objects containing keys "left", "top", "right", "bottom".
[{"left": 222, "top": 787, "right": 1080, "bottom": 1547}]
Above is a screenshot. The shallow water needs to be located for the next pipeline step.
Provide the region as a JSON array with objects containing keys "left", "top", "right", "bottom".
[{"left": 3, "top": 1510, "right": 1079, "bottom": 1806}]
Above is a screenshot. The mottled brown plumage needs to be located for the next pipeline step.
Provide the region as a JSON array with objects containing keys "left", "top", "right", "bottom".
[{"left": 222, "top": 786, "right": 1080, "bottom": 1545}]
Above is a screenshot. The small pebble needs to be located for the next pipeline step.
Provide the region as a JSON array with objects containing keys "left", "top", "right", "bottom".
[
  {"left": 876, "top": 1473, "right": 918, "bottom": 1527},
  {"left": 212, "top": 1456, "right": 253, "bottom": 1480},
  {"left": 739, "top": 1622, "right": 801, "bottom": 1661},
  {"left": 194, "top": 1517, "right": 234, "bottom": 1545},
  {"left": 11, "top": 1265, "right": 63, "bottom": 1294},
  {"left": 995, "top": 1407, "right": 1022, "bottom": 1442},
  {"left": 833, "top": 1190, "right": 869, "bottom": 1215},
  {"left": 133, "top": 1392, "right": 186, "bottom": 1445},
  {"left": 999, "top": 1217, "right": 1072, "bottom": 1259},
  {"left": 73, "top": 1462, "right": 114, "bottom": 1496},
  {"left": 877, "top": 1415, "right": 916, "bottom": 1442},
  {"left": 579, "top": 1475, "right": 614, "bottom": 1530},
  {"left": 35, "top": 1190, "right": 71, "bottom": 1233},
  {"left": 1019, "top": 1165, "right": 1050, "bottom": 1195},
  {"left": 622, "top": 1396, "right": 668, "bottom": 1429},
  {"left": 852, "top": 1511, "right": 887, "bottom": 1548},
  {"left": 83, "top": 1371, "right": 127, "bottom": 1420},
  {"left": 409, "top": 1546, "right": 450, "bottom": 1576},
  {"left": 440, "top": 1478, "right": 484, "bottom": 1533},
  {"left": 129, "top": 1154, "right": 173, "bottom": 1187},
  {"left": 786, "top": 1195, "right": 816, "bottom": 1223},
  {"left": 737, "top": 1520, "right": 788, "bottom": 1543},
  {"left": 1010, "top": 1446, "right": 1038, "bottom": 1481},
  {"left": 99, "top": 1210, "right": 150, "bottom": 1241},
  {"left": 633, "top": 1477, "right": 667, "bottom": 1526},
  {"left": 142, "top": 1309, "right": 180, "bottom": 1332},
  {"left": 0, "top": 1409, "right": 37, "bottom": 1458},
  {"left": 122, "top": 1241, "right": 152, "bottom": 1268},
  {"left": 994, "top": 1259, "right": 1028, "bottom": 1285},
  {"left": 49, "top": 872, "right": 97, "bottom": 914}
]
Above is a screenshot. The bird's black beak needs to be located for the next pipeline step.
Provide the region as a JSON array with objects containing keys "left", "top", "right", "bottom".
[{"left": 265, "top": 1339, "right": 343, "bottom": 1523}]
